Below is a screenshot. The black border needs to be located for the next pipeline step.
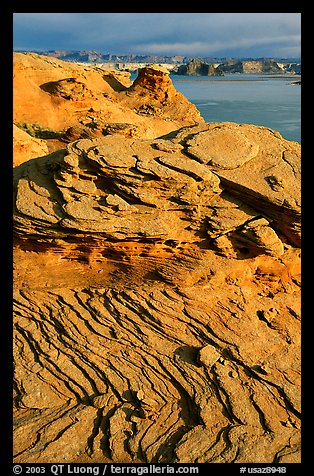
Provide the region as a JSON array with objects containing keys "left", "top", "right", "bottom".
[{"left": 5, "top": 7, "right": 305, "bottom": 474}]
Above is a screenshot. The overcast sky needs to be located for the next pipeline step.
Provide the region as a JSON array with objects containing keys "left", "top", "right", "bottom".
[{"left": 13, "top": 12, "right": 301, "bottom": 58}]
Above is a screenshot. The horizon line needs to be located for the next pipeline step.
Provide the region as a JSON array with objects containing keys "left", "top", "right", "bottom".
[{"left": 13, "top": 49, "right": 301, "bottom": 61}]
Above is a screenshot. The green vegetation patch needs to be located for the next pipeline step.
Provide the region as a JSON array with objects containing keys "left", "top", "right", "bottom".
[{"left": 15, "top": 122, "right": 65, "bottom": 139}]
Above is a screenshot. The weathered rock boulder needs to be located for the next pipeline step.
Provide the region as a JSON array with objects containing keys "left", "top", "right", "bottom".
[
  {"left": 13, "top": 122, "right": 301, "bottom": 464},
  {"left": 131, "top": 64, "right": 174, "bottom": 95}
]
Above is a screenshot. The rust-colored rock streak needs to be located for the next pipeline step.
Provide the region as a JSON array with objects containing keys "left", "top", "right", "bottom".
[{"left": 13, "top": 121, "right": 301, "bottom": 463}]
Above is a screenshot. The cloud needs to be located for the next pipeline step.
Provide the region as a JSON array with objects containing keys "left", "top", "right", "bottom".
[
  {"left": 137, "top": 34, "right": 301, "bottom": 56},
  {"left": 13, "top": 12, "right": 301, "bottom": 58},
  {"left": 131, "top": 13, "right": 301, "bottom": 56}
]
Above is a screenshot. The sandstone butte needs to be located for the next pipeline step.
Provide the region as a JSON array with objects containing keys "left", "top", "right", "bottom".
[{"left": 13, "top": 52, "right": 301, "bottom": 464}]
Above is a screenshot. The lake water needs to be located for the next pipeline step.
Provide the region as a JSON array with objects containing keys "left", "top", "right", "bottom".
[{"left": 170, "top": 74, "right": 301, "bottom": 143}]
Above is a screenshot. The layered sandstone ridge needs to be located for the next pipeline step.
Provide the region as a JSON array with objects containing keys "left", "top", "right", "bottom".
[
  {"left": 13, "top": 53, "right": 202, "bottom": 166},
  {"left": 13, "top": 122, "right": 301, "bottom": 463},
  {"left": 14, "top": 122, "right": 300, "bottom": 256}
]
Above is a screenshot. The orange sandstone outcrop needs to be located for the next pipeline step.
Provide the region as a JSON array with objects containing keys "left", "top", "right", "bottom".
[
  {"left": 13, "top": 122, "right": 301, "bottom": 463},
  {"left": 13, "top": 53, "right": 202, "bottom": 165}
]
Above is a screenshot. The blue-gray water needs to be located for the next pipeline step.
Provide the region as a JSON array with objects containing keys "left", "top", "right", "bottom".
[{"left": 170, "top": 74, "right": 301, "bottom": 143}]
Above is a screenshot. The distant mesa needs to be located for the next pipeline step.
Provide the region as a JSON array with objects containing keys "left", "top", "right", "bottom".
[
  {"left": 174, "top": 58, "right": 224, "bottom": 76},
  {"left": 220, "top": 59, "right": 288, "bottom": 74},
  {"left": 26, "top": 50, "right": 190, "bottom": 65},
  {"left": 17, "top": 50, "right": 301, "bottom": 76}
]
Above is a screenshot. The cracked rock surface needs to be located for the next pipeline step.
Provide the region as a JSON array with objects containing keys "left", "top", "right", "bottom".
[{"left": 13, "top": 122, "right": 301, "bottom": 463}]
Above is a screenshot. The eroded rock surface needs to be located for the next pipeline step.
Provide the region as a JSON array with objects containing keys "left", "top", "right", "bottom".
[{"left": 13, "top": 122, "right": 301, "bottom": 463}]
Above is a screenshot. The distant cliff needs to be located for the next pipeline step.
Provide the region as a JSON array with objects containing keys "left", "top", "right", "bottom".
[
  {"left": 220, "top": 59, "right": 301, "bottom": 74},
  {"left": 27, "top": 50, "right": 189, "bottom": 65},
  {"left": 174, "top": 58, "right": 224, "bottom": 76},
  {"left": 16, "top": 50, "right": 301, "bottom": 75}
]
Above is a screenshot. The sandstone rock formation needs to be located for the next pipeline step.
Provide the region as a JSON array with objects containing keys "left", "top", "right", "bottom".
[
  {"left": 13, "top": 122, "right": 301, "bottom": 463},
  {"left": 13, "top": 53, "right": 202, "bottom": 165}
]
